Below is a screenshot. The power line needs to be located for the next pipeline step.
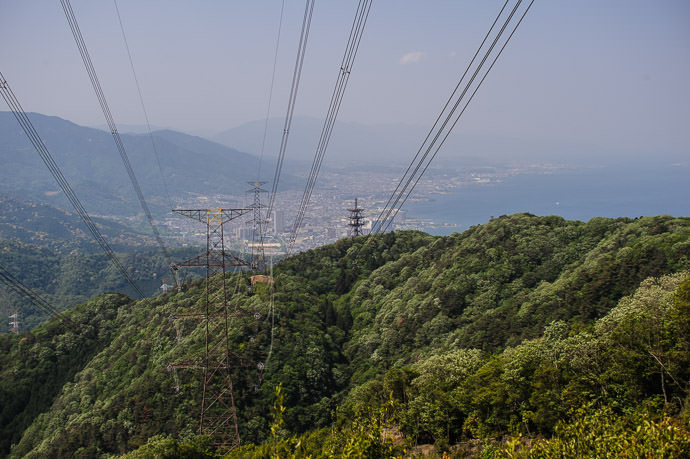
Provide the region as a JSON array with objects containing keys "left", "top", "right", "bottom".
[
  {"left": 372, "top": 0, "right": 535, "bottom": 235},
  {"left": 0, "top": 71, "right": 145, "bottom": 298},
  {"left": 264, "top": 0, "right": 316, "bottom": 227},
  {"left": 59, "top": 0, "right": 174, "bottom": 270},
  {"left": 373, "top": 0, "right": 511, "bottom": 234},
  {"left": 0, "top": 262, "right": 72, "bottom": 326},
  {"left": 382, "top": 1, "right": 535, "bottom": 234},
  {"left": 258, "top": 0, "right": 286, "bottom": 181},
  {"left": 288, "top": 0, "right": 373, "bottom": 251},
  {"left": 113, "top": 0, "right": 174, "bottom": 211}
]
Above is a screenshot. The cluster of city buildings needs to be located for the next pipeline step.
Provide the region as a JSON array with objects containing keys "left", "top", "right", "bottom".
[{"left": 160, "top": 164, "right": 543, "bottom": 253}]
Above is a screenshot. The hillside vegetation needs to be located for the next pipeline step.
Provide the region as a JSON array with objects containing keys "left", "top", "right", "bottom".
[
  {"left": 0, "top": 194, "right": 206, "bottom": 329},
  {"left": 0, "top": 237, "right": 202, "bottom": 330},
  {"left": 1, "top": 214, "right": 689, "bottom": 457}
]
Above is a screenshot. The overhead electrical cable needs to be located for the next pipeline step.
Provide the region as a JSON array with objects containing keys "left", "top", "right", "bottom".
[
  {"left": 113, "top": 0, "right": 173, "bottom": 211},
  {"left": 258, "top": 0, "right": 286, "bottom": 180},
  {"left": 287, "top": 0, "right": 373, "bottom": 251},
  {"left": 0, "top": 72, "right": 144, "bottom": 298},
  {"left": 252, "top": 5, "right": 286, "bottom": 379},
  {"left": 380, "top": 1, "right": 536, "bottom": 234},
  {"left": 255, "top": 4, "right": 286, "bottom": 369},
  {"left": 373, "top": 0, "right": 533, "bottom": 234},
  {"left": 0, "top": 263, "right": 72, "bottom": 324},
  {"left": 59, "top": 0, "right": 174, "bottom": 272},
  {"left": 373, "top": 0, "right": 511, "bottom": 234},
  {"left": 372, "top": 0, "right": 535, "bottom": 235},
  {"left": 264, "top": 0, "right": 316, "bottom": 229}
]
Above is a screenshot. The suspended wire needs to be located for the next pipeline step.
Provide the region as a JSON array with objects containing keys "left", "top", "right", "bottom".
[
  {"left": 0, "top": 72, "right": 145, "bottom": 298},
  {"left": 372, "top": 0, "right": 535, "bottom": 236},
  {"left": 59, "top": 0, "right": 174, "bottom": 270},
  {"left": 257, "top": 0, "right": 286, "bottom": 181},
  {"left": 0, "top": 262, "right": 72, "bottom": 325},
  {"left": 264, "top": 0, "right": 316, "bottom": 229},
  {"left": 380, "top": 1, "right": 536, "bottom": 235},
  {"left": 373, "top": 0, "right": 511, "bottom": 233},
  {"left": 113, "top": 0, "right": 174, "bottom": 211},
  {"left": 287, "top": 0, "right": 373, "bottom": 252},
  {"left": 289, "top": 0, "right": 372, "bottom": 248},
  {"left": 373, "top": 0, "right": 520, "bottom": 234},
  {"left": 263, "top": 255, "right": 276, "bottom": 368}
]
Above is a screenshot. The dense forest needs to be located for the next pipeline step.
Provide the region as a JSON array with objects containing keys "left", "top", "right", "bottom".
[
  {"left": 0, "top": 194, "right": 207, "bottom": 329},
  {"left": 1, "top": 214, "right": 689, "bottom": 457},
  {"left": 0, "top": 239, "right": 203, "bottom": 330}
]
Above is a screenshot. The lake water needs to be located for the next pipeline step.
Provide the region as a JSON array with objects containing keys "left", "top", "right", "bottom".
[{"left": 404, "top": 161, "right": 689, "bottom": 235}]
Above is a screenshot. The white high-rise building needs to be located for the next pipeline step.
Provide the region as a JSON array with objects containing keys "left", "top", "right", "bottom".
[{"left": 273, "top": 210, "right": 286, "bottom": 234}]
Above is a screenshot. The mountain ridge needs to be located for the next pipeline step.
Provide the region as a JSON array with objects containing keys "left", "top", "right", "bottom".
[
  {"left": 0, "top": 194, "right": 207, "bottom": 331},
  {"left": 212, "top": 116, "right": 680, "bottom": 168},
  {"left": 0, "top": 112, "right": 300, "bottom": 217},
  {"left": 1, "top": 214, "right": 688, "bottom": 457}
]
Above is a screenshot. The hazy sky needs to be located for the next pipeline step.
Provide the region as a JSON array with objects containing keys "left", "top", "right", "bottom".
[{"left": 2, "top": 1, "right": 689, "bottom": 158}]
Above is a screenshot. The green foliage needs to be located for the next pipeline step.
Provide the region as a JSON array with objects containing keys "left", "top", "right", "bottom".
[
  {"left": 0, "top": 293, "right": 130, "bottom": 455},
  {"left": 4, "top": 289, "right": 206, "bottom": 458},
  {"left": 120, "top": 434, "right": 218, "bottom": 459},
  {"left": 2, "top": 215, "right": 689, "bottom": 457},
  {"left": 270, "top": 384, "right": 287, "bottom": 456},
  {"left": 0, "top": 237, "right": 203, "bottom": 330},
  {"left": 402, "top": 349, "right": 485, "bottom": 445},
  {"left": 228, "top": 396, "right": 404, "bottom": 458},
  {"left": 335, "top": 272, "right": 690, "bottom": 452},
  {"left": 495, "top": 405, "right": 690, "bottom": 458},
  {"left": 0, "top": 193, "right": 151, "bottom": 249},
  {"left": 324, "top": 398, "right": 403, "bottom": 458},
  {"left": 342, "top": 214, "right": 690, "bottom": 379}
]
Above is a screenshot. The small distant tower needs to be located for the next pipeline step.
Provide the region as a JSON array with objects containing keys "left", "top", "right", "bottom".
[
  {"left": 160, "top": 278, "right": 172, "bottom": 294},
  {"left": 247, "top": 181, "right": 268, "bottom": 270},
  {"left": 348, "top": 198, "right": 365, "bottom": 237},
  {"left": 8, "top": 311, "right": 19, "bottom": 334}
]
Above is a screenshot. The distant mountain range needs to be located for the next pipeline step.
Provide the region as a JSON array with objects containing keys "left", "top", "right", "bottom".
[
  {"left": 0, "top": 112, "right": 299, "bottom": 216},
  {"left": 5, "top": 111, "right": 686, "bottom": 228},
  {"left": 213, "top": 116, "right": 426, "bottom": 167},
  {"left": 211, "top": 116, "right": 632, "bottom": 168}
]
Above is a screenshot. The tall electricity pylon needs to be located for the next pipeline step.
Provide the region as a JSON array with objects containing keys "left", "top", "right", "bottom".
[
  {"left": 348, "top": 198, "right": 365, "bottom": 237},
  {"left": 169, "top": 208, "right": 251, "bottom": 449},
  {"left": 247, "top": 182, "right": 268, "bottom": 271},
  {"left": 8, "top": 311, "right": 19, "bottom": 334}
]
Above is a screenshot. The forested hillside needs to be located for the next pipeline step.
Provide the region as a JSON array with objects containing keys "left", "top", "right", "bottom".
[
  {"left": 0, "top": 194, "right": 207, "bottom": 330},
  {"left": 0, "top": 239, "right": 202, "bottom": 330},
  {"left": 0, "top": 194, "right": 206, "bottom": 330},
  {"left": 1, "top": 214, "right": 689, "bottom": 458}
]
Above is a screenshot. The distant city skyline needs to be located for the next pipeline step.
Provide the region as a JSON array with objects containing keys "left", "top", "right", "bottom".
[{"left": 2, "top": 1, "right": 688, "bottom": 162}]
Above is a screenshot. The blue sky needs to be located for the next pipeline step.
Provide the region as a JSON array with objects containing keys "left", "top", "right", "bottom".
[{"left": 2, "top": 1, "right": 689, "bottom": 159}]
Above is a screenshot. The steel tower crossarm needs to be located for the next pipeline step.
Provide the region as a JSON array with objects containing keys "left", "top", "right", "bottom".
[
  {"left": 171, "top": 251, "right": 251, "bottom": 270},
  {"left": 172, "top": 208, "right": 251, "bottom": 224}
]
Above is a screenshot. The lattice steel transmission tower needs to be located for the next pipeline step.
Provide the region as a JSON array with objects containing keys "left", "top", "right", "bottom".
[
  {"left": 348, "top": 198, "right": 365, "bottom": 237},
  {"left": 246, "top": 182, "right": 268, "bottom": 270},
  {"left": 8, "top": 311, "right": 19, "bottom": 334},
  {"left": 169, "top": 208, "right": 251, "bottom": 449}
]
